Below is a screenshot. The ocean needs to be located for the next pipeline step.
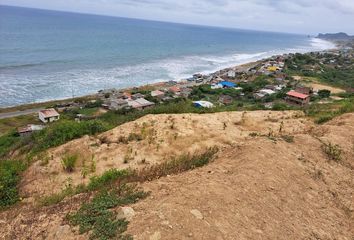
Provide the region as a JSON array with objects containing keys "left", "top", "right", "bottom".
[{"left": 0, "top": 5, "right": 335, "bottom": 107}]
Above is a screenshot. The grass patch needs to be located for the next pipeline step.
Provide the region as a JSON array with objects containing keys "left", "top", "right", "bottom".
[
  {"left": 61, "top": 154, "right": 79, "bottom": 173},
  {"left": 0, "top": 160, "right": 26, "bottom": 208},
  {"left": 67, "top": 184, "right": 147, "bottom": 240},
  {"left": 306, "top": 97, "right": 354, "bottom": 124},
  {"left": 322, "top": 142, "right": 343, "bottom": 162},
  {"left": 130, "top": 147, "right": 219, "bottom": 182}
]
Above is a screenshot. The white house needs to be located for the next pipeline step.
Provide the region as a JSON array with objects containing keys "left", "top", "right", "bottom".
[
  {"left": 39, "top": 108, "right": 60, "bottom": 123},
  {"left": 193, "top": 101, "right": 214, "bottom": 108}
]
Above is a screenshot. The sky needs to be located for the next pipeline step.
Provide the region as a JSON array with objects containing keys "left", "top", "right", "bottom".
[{"left": 2, "top": 0, "right": 354, "bottom": 34}]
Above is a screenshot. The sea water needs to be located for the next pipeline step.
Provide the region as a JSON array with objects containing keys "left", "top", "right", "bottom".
[{"left": 0, "top": 5, "right": 335, "bottom": 107}]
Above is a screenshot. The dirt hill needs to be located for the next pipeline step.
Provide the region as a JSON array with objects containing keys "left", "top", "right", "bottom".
[{"left": 1, "top": 111, "right": 353, "bottom": 239}]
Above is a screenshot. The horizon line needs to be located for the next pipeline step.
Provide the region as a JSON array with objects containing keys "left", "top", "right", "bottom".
[{"left": 0, "top": 4, "right": 314, "bottom": 36}]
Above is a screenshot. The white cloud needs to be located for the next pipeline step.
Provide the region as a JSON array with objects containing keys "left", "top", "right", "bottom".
[{"left": 2, "top": 0, "right": 354, "bottom": 34}]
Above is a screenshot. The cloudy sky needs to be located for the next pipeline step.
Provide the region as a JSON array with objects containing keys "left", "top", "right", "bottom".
[{"left": 2, "top": 0, "right": 354, "bottom": 34}]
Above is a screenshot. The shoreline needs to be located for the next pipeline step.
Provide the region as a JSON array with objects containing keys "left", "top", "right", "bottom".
[{"left": 0, "top": 40, "right": 339, "bottom": 113}]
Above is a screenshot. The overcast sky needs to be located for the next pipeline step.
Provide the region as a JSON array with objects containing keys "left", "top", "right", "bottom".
[{"left": 2, "top": 0, "right": 354, "bottom": 34}]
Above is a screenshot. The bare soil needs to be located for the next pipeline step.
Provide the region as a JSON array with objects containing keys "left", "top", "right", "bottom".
[{"left": 1, "top": 111, "right": 353, "bottom": 240}]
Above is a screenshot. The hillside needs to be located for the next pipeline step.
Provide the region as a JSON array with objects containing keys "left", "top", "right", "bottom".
[{"left": 1, "top": 111, "right": 354, "bottom": 239}]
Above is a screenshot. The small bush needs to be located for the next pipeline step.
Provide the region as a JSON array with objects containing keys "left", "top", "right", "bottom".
[
  {"left": 322, "top": 142, "right": 342, "bottom": 162},
  {"left": 127, "top": 133, "right": 143, "bottom": 142},
  {"left": 67, "top": 184, "right": 148, "bottom": 240},
  {"left": 131, "top": 147, "right": 218, "bottom": 182},
  {"left": 281, "top": 135, "right": 295, "bottom": 143},
  {"left": 61, "top": 154, "right": 78, "bottom": 172},
  {"left": 87, "top": 169, "right": 131, "bottom": 191}
]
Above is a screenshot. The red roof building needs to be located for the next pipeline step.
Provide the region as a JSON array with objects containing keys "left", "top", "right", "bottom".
[{"left": 286, "top": 91, "right": 310, "bottom": 106}]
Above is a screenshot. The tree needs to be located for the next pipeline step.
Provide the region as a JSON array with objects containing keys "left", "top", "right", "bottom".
[{"left": 318, "top": 89, "right": 331, "bottom": 98}]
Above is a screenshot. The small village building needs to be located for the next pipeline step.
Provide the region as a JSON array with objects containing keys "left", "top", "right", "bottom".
[
  {"left": 219, "top": 81, "right": 237, "bottom": 88},
  {"left": 169, "top": 86, "right": 181, "bottom": 94},
  {"left": 219, "top": 95, "right": 233, "bottom": 105},
  {"left": 39, "top": 108, "right": 60, "bottom": 123},
  {"left": 286, "top": 91, "right": 310, "bottom": 106},
  {"left": 131, "top": 93, "right": 145, "bottom": 100},
  {"left": 110, "top": 99, "right": 128, "bottom": 110},
  {"left": 17, "top": 124, "right": 45, "bottom": 137},
  {"left": 259, "top": 89, "right": 276, "bottom": 95},
  {"left": 127, "top": 98, "right": 155, "bottom": 110},
  {"left": 193, "top": 101, "right": 214, "bottom": 108},
  {"left": 211, "top": 83, "right": 223, "bottom": 89},
  {"left": 151, "top": 90, "right": 165, "bottom": 98}
]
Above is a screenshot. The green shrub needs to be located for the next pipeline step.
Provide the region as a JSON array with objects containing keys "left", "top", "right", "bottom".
[
  {"left": 67, "top": 184, "right": 148, "bottom": 240},
  {"left": 61, "top": 154, "right": 78, "bottom": 172},
  {"left": 0, "top": 131, "right": 21, "bottom": 158},
  {"left": 32, "top": 120, "right": 108, "bottom": 152},
  {"left": 0, "top": 160, "right": 26, "bottom": 208},
  {"left": 87, "top": 169, "right": 131, "bottom": 191},
  {"left": 322, "top": 142, "right": 342, "bottom": 162}
]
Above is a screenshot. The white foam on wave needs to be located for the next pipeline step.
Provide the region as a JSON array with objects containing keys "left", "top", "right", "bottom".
[{"left": 0, "top": 38, "right": 337, "bottom": 107}]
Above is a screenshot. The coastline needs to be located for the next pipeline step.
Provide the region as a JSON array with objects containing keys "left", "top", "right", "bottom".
[{"left": 0, "top": 38, "right": 338, "bottom": 113}]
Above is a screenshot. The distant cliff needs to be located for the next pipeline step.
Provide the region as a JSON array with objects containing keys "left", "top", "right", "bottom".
[{"left": 317, "top": 32, "right": 354, "bottom": 41}]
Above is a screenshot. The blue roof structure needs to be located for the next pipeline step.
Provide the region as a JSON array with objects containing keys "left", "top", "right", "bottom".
[{"left": 219, "top": 81, "right": 236, "bottom": 88}]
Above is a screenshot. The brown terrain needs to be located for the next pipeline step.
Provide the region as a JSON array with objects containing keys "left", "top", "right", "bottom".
[{"left": 1, "top": 111, "right": 353, "bottom": 239}]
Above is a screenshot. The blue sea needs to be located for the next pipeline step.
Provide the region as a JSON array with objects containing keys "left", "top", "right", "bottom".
[{"left": 0, "top": 5, "right": 335, "bottom": 107}]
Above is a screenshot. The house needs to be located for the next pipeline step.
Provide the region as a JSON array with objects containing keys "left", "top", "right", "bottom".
[
  {"left": 39, "top": 108, "right": 60, "bottom": 123},
  {"left": 127, "top": 98, "right": 155, "bottom": 110},
  {"left": 219, "top": 81, "right": 237, "bottom": 88},
  {"left": 259, "top": 89, "right": 276, "bottom": 95},
  {"left": 193, "top": 101, "right": 214, "bottom": 108},
  {"left": 219, "top": 95, "right": 233, "bottom": 105},
  {"left": 151, "top": 90, "right": 165, "bottom": 98},
  {"left": 17, "top": 124, "right": 45, "bottom": 137},
  {"left": 169, "top": 86, "right": 181, "bottom": 94},
  {"left": 211, "top": 83, "right": 223, "bottom": 89},
  {"left": 110, "top": 99, "right": 128, "bottom": 110},
  {"left": 286, "top": 91, "right": 310, "bottom": 106},
  {"left": 131, "top": 93, "right": 145, "bottom": 100}
]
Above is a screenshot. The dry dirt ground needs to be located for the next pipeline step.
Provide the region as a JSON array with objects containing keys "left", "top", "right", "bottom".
[{"left": 1, "top": 111, "right": 353, "bottom": 240}]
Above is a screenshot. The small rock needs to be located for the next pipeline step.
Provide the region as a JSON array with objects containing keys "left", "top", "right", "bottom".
[
  {"left": 117, "top": 207, "right": 135, "bottom": 221},
  {"left": 190, "top": 209, "right": 203, "bottom": 220},
  {"left": 149, "top": 231, "right": 161, "bottom": 240}
]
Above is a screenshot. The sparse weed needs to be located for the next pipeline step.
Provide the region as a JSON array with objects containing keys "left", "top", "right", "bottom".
[
  {"left": 322, "top": 142, "right": 342, "bottom": 162},
  {"left": 61, "top": 154, "right": 78, "bottom": 172},
  {"left": 281, "top": 135, "right": 294, "bottom": 143}
]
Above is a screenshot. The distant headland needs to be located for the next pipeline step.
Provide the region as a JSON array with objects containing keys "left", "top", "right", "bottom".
[{"left": 317, "top": 32, "right": 354, "bottom": 41}]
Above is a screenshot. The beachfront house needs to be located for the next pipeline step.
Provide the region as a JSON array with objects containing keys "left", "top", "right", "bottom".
[
  {"left": 39, "top": 108, "right": 60, "bottom": 123},
  {"left": 17, "top": 124, "right": 45, "bottom": 137},
  {"left": 286, "top": 91, "right": 310, "bottom": 106},
  {"left": 193, "top": 101, "right": 214, "bottom": 108}
]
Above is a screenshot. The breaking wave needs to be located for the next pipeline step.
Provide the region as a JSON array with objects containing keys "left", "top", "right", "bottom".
[{"left": 0, "top": 38, "right": 335, "bottom": 107}]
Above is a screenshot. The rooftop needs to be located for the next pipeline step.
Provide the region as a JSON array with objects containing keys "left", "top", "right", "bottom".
[
  {"left": 287, "top": 91, "right": 309, "bottom": 99},
  {"left": 39, "top": 108, "right": 60, "bottom": 118}
]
